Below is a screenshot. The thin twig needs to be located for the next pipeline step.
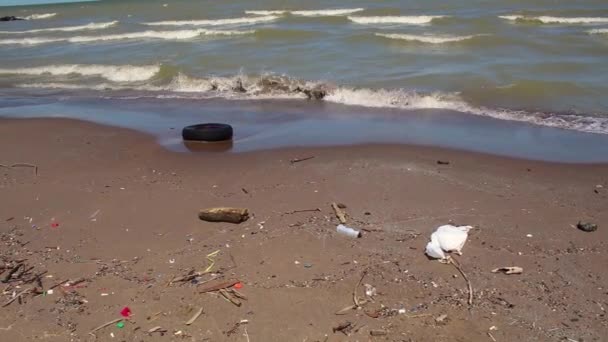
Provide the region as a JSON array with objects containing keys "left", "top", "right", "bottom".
[
  {"left": 488, "top": 332, "right": 497, "bottom": 342},
  {"left": 88, "top": 318, "right": 124, "bottom": 336},
  {"left": 449, "top": 256, "right": 473, "bottom": 306},
  {"left": 2, "top": 288, "right": 31, "bottom": 307},
  {"left": 284, "top": 208, "right": 321, "bottom": 215},
  {"left": 290, "top": 156, "right": 315, "bottom": 164},
  {"left": 353, "top": 269, "right": 368, "bottom": 307}
]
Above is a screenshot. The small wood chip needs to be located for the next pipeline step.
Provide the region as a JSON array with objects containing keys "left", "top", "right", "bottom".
[
  {"left": 492, "top": 267, "right": 523, "bottom": 275},
  {"left": 331, "top": 202, "right": 347, "bottom": 224}
]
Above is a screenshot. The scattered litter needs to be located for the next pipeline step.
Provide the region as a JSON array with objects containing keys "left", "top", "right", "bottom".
[
  {"left": 116, "top": 322, "right": 124, "bottom": 329},
  {"left": 336, "top": 224, "right": 361, "bottom": 238},
  {"left": 437, "top": 160, "right": 450, "bottom": 165},
  {"left": 234, "top": 282, "right": 243, "bottom": 289},
  {"left": 46, "top": 289, "right": 53, "bottom": 295},
  {"left": 198, "top": 207, "right": 249, "bottom": 224},
  {"left": 51, "top": 222, "right": 59, "bottom": 228},
  {"left": 294, "top": 261, "right": 300, "bottom": 265},
  {"left": 185, "top": 307, "right": 203, "bottom": 325},
  {"left": 435, "top": 314, "right": 448, "bottom": 323},
  {"left": 425, "top": 225, "right": 472, "bottom": 259},
  {"left": 332, "top": 321, "right": 353, "bottom": 335},
  {"left": 169, "top": 259, "right": 175, "bottom": 264},
  {"left": 364, "top": 284, "right": 377, "bottom": 297},
  {"left": 526, "top": 234, "right": 533, "bottom": 238},
  {"left": 120, "top": 307, "right": 131, "bottom": 318},
  {"left": 199, "top": 279, "right": 239, "bottom": 294},
  {"left": 148, "top": 326, "right": 167, "bottom": 334},
  {"left": 304, "top": 263, "right": 313, "bottom": 268},
  {"left": 398, "top": 308, "right": 407, "bottom": 314},
  {"left": 331, "top": 202, "right": 347, "bottom": 224},
  {"left": 110, "top": 332, "right": 114, "bottom": 338},
  {"left": 89, "top": 210, "right": 101, "bottom": 221},
  {"left": 576, "top": 221, "right": 598, "bottom": 232},
  {"left": 492, "top": 266, "right": 523, "bottom": 275},
  {"left": 489, "top": 326, "right": 498, "bottom": 331}
]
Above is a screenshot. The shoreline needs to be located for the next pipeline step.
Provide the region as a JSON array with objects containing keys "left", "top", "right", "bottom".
[{"left": 1, "top": 117, "right": 607, "bottom": 341}]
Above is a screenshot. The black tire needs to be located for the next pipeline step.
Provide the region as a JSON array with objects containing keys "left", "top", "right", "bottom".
[{"left": 182, "top": 123, "right": 233, "bottom": 142}]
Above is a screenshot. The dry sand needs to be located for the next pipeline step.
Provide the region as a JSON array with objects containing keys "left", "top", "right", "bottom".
[{"left": 1, "top": 118, "right": 607, "bottom": 341}]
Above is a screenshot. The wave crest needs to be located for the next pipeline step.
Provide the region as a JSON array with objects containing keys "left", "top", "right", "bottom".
[
  {"left": 0, "top": 28, "right": 254, "bottom": 46},
  {"left": 0, "top": 21, "right": 117, "bottom": 34},
  {"left": 348, "top": 15, "right": 445, "bottom": 25},
  {"left": 245, "top": 8, "right": 364, "bottom": 17},
  {"left": 143, "top": 15, "right": 279, "bottom": 27},
  {"left": 22, "top": 13, "right": 56, "bottom": 20},
  {"left": 500, "top": 15, "right": 608, "bottom": 24},
  {"left": 376, "top": 33, "right": 479, "bottom": 43},
  {"left": 0, "top": 64, "right": 160, "bottom": 82},
  {"left": 15, "top": 72, "right": 608, "bottom": 135}
]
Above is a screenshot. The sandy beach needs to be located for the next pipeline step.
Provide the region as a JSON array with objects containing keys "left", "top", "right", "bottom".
[{"left": 0, "top": 118, "right": 606, "bottom": 341}]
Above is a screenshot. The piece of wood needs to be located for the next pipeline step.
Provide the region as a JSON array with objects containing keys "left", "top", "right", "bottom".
[
  {"left": 185, "top": 307, "right": 203, "bottom": 325},
  {"left": 148, "top": 326, "right": 166, "bottom": 334},
  {"left": 199, "top": 279, "right": 239, "bottom": 293},
  {"left": 198, "top": 208, "right": 249, "bottom": 224},
  {"left": 284, "top": 208, "right": 321, "bottom": 215},
  {"left": 331, "top": 203, "right": 347, "bottom": 224},
  {"left": 492, "top": 266, "right": 523, "bottom": 275},
  {"left": 290, "top": 156, "right": 315, "bottom": 164},
  {"left": 219, "top": 288, "right": 242, "bottom": 307},
  {"left": 370, "top": 330, "right": 388, "bottom": 336},
  {"left": 2, "top": 263, "right": 23, "bottom": 283},
  {"left": 88, "top": 318, "right": 123, "bottom": 336}
]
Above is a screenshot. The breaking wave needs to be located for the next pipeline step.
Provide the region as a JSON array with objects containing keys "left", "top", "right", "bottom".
[
  {"left": 245, "top": 8, "right": 364, "bottom": 17},
  {"left": 375, "top": 33, "right": 479, "bottom": 43},
  {"left": 500, "top": 15, "right": 608, "bottom": 24},
  {"left": 588, "top": 28, "right": 608, "bottom": 34},
  {"left": 22, "top": 13, "right": 57, "bottom": 20},
  {"left": 348, "top": 15, "right": 445, "bottom": 25},
  {"left": 0, "top": 28, "right": 254, "bottom": 46},
  {"left": 0, "top": 64, "right": 160, "bottom": 82},
  {"left": 143, "top": 15, "right": 279, "bottom": 27},
  {"left": 15, "top": 72, "right": 608, "bottom": 135},
  {"left": 0, "top": 21, "right": 117, "bottom": 34}
]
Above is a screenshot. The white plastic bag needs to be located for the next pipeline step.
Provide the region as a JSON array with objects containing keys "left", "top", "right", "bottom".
[{"left": 425, "top": 225, "right": 472, "bottom": 259}]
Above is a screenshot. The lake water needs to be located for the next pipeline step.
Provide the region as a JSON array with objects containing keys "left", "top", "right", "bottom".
[{"left": 1, "top": 0, "right": 608, "bottom": 161}]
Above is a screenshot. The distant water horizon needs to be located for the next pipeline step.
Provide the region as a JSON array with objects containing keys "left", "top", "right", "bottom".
[
  {"left": 1, "top": 0, "right": 608, "bottom": 161},
  {"left": 0, "top": 0, "right": 97, "bottom": 7}
]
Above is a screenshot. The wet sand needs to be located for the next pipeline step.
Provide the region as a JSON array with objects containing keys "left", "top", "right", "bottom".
[{"left": 1, "top": 118, "right": 607, "bottom": 341}]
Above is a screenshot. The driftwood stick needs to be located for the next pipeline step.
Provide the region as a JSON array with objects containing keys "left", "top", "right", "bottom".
[
  {"left": 185, "top": 307, "right": 203, "bottom": 325},
  {"left": 331, "top": 203, "right": 347, "bottom": 224},
  {"left": 449, "top": 256, "right": 473, "bottom": 306},
  {"left": 284, "top": 208, "right": 321, "bottom": 215},
  {"left": 290, "top": 156, "right": 315, "bottom": 164},
  {"left": 88, "top": 318, "right": 124, "bottom": 336}
]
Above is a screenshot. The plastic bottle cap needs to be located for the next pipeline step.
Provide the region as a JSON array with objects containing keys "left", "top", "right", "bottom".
[
  {"left": 233, "top": 282, "right": 243, "bottom": 289},
  {"left": 116, "top": 321, "right": 125, "bottom": 329}
]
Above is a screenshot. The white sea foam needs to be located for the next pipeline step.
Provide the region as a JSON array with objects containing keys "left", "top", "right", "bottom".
[
  {"left": 0, "top": 29, "right": 254, "bottom": 46},
  {"left": 245, "top": 8, "right": 364, "bottom": 17},
  {"left": 0, "top": 21, "right": 117, "bottom": 34},
  {"left": 500, "top": 15, "right": 608, "bottom": 24},
  {"left": 0, "top": 64, "right": 160, "bottom": 82},
  {"left": 290, "top": 8, "right": 364, "bottom": 17},
  {"left": 375, "top": 33, "right": 478, "bottom": 43},
  {"left": 588, "top": 28, "right": 608, "bottom": 34},
  {"left": 22, "top": 13, "right": 57, "bottom": 20},
  {"left": 144, "top": 15, "right": 279, "bottom": 27},
  {"left": 348, "top": 15, "right": 445, "bottom": 25}
]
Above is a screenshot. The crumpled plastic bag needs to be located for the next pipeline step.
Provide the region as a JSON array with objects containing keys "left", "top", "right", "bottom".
[{"left": 425, "top": 225, "right": 473, "bottom": 259}]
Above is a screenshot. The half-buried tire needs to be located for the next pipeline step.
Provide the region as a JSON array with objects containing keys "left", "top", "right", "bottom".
[{"left": 182, "top": 123, "right": 233, "bottom": 142}]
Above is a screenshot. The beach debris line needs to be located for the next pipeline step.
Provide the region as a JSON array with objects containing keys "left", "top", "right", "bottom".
[
  {"left": 492, "top": 266, "right": 523, "bottom": 275},
  {"left": 576, "top": 221, "right": 598, "bottom": 232},
  {"left": 425, "top": 224, "right": 472, "bottom": 259},
  {"left": 336, "top": 224, "right": 362, "bottom": 238},
  {"left": 199, "top": 207, "right": 249, "bottom": 224}
]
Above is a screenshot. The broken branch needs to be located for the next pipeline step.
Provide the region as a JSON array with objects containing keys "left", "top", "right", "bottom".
[{"left": 331, "top": 202, "right": 347, "bottom": 224}]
